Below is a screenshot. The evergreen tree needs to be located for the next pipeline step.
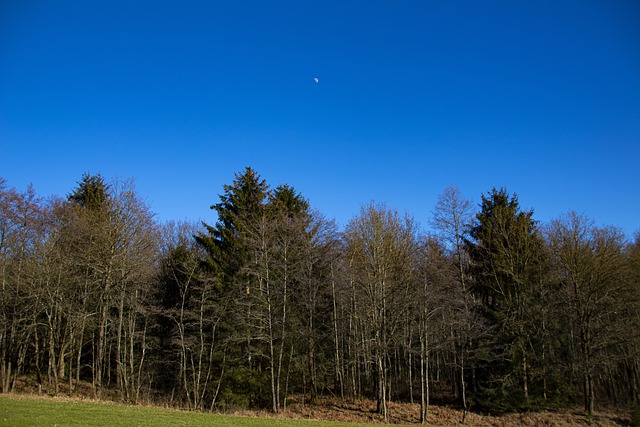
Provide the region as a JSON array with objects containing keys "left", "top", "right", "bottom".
[
  {"left": 195, "top": 167, "right": 270, "bottom": 407},
  {"left": 68, "top": 172, "right": 110, "bottom": 211},
  {"left": 196, "top": 167, "right": 268, "bottom": 285},
  {"left": 465, "top": 188, "right": 547, "bottom": 409},
  {"left": 270, "top": 184, "right": 310, "bottom": 219}
]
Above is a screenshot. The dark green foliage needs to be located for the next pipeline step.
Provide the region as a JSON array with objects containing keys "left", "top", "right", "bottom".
[
  {"left": 68, "top": 172, "right": 110, "bottom": 210},
  {"left": 270, "top": 184, "right": 310, "bottom": 219},
  {"left": 189, "top": 168, "right": 337, "bottom": 411},
  {"left": 158, "top": 244, "right": 195, "bottom": 308},
  {"left": 465, "top": 188, "right": 550, "bottom": 410},
  {"left": 196, "top": 167, "right": 268, "bottom": 279}
]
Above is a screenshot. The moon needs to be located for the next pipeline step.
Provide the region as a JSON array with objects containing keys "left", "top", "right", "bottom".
[{"left": 313, "top": 77, "right": 319, "bottom": 83}]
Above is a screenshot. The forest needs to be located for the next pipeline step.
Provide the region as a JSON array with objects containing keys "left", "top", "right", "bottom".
[{"left": 1, "top": 167, "right": 639, "bottom": 423}]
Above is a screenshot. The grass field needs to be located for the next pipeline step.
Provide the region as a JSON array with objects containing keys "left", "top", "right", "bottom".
[
  {"left": 1, "top": 393, "right": 632, "bottom": 427},
  {"left": 0, "top": 394, "right": 408, "bottom": 427}
]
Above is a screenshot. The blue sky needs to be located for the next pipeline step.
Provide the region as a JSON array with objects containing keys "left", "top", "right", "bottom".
[{"left": 1, "top": 1, "right": 639, "bottom": 236}]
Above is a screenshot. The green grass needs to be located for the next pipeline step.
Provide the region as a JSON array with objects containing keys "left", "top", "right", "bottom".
[{"left": 0, "top": 395, "right": 391, "bottom": 427}]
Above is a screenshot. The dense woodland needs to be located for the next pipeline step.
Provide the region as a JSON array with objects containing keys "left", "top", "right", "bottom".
[{"left": 1, "top": 168, "right": 639, "bottom": 422}]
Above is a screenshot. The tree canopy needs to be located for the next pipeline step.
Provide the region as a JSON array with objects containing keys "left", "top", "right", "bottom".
[{"left": 1, "top": 171, "right": 638, "bottom": 420}]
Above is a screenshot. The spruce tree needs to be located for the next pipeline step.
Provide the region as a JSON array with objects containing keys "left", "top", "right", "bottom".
[
  {"left": 195, "top": 167, "right": 270, "bottom": 407},
  {"left": 465, "top": 188, "right": 547, "bottom": 409},
  {"left": 196, "top": 167, "right": 268, "bottom": 284},
  {"left": 68, "top": 172, "right": 110, "bottom": 211}
]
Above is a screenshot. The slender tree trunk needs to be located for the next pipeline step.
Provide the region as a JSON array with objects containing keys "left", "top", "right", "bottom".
[
  {"left": 33, "top": 320, "right": 43, "bottom": 392},
  {"left": 419, "top": 317, "right": 430, "bottom": 425},
  {"left": 178, "top": 318, "right": 191, "bottom": 409},
  {"left": 116, "top": 289, "right": 125, "bottom": 399},
  {"left": 377, "top": 353, "right": 388, "bottom": 422},
  {"left": 3, "top": 360, "right": 12, "bottom": 394},
  {"left": 95, "top": 300, "right": 108, "bottom": 393},
  {"left": 276, "top": 249, "right": 289, "bottom": 411},
  {"left": 209, "top": 353, "right": 226, "bottom": 411},
  {"left": 127, "top": 304, "right": 138, "bottom": 402},
  {"left": 408, "top": 327, "right": 414, "bottom": 404},
  {"left": 420, "top": 334, "right": 426, "bottom": 424},
  {"left": 283, "top": 344, "right": 294, "bottom": 411},
  {"left": 331, "top": 266, "right": 344, "bottom": 399},
  {"left": 265, "top": 271, "right": 278, "bottom": 413},
  {"left": 48, "top": 320, "right": 58, "bottom": 395},
  {"left": 74, "top": 318, "right": 85, "bottom": 392},
  {"left": 135, "top": 318, "right": 147, "bottom": 403},
  {"left": 523, "top": 351, "right": 529, "bottom": 401},
  {"left": 461, "top": 354, "right": 468, "bottom": 424}
]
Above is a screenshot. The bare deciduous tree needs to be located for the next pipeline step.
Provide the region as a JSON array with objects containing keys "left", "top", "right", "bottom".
[
  {"left": 548, "top": 211, "right": 634, "bottom": 414},
  {"left": 345, "top": 202, "right": 418, "bottom": 422}
]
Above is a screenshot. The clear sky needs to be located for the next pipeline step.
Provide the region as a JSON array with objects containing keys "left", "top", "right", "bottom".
[{"left": 1, "top": 1, "right": 639, "bottom": 236}]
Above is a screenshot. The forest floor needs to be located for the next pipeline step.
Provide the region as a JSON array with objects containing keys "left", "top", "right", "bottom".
[
  {"left": 8, "top": 376, "right": 634, "bottom": 426},
  {"left": 269, "top": 395, "right": 634, "bottom": 426}
]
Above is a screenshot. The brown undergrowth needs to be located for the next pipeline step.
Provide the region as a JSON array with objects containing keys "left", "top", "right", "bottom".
[
  {"left": 261, "top": 395, "right": 631, "bottom": 426},
  {"left": 6, "top": 376, "right": 632, "bottom": 426}
]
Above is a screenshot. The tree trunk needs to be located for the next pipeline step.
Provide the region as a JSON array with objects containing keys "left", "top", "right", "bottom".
[
  {"left": 377, "top": 354, "right": 388, "bottom": 422},
  {"left": 331, "top": 267, "right": 344, "bottom": 399},
  {"left": 408, "top": 328, "right": 414, "bottom": 404},
  {"left": 418, "top": 308, "right": 432, "bottom": 425},
  {"left": 419, "top": 335, "right": 426, "bottom": 424},
  {"left": 523, "top": 351, "right": 529, "bottom": 401},
  {"left": 116, "top": 290, "right": 125, "bottom": 399}
]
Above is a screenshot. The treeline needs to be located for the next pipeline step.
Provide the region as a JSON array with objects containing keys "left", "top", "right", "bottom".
[{"left": 1, "top": 168, "right": 639, "bottom": 421}]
